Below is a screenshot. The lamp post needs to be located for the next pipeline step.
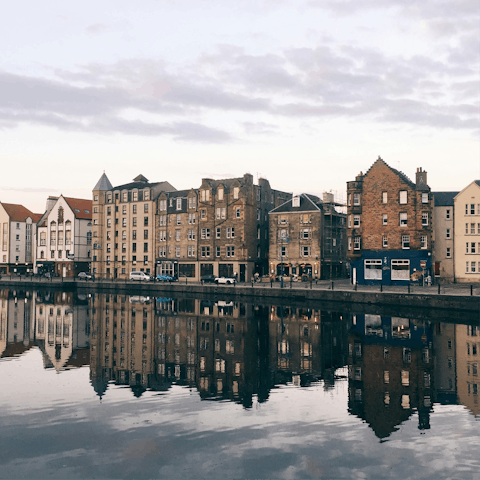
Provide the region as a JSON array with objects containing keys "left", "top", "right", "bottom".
[{"left": 280, "top": 231, "right": 289, "bottom": 289}]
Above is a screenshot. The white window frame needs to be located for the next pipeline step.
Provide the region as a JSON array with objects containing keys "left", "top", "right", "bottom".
[
  {"left": 402, "top": 235, "right": 410, "bottom": 249},
  {"left": 391, "top": 259, "right": 410, "bottom": 280},
  {"left": 364, "top": 259, "right": 382, "bottom": 280},
  {"left": 399, "top": 191, "right": 407, "bottom": 204}
]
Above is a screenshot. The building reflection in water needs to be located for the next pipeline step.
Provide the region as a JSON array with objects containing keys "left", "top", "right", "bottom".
[{"left": 1, "top": 288, "right": 479, "bottom": 435}]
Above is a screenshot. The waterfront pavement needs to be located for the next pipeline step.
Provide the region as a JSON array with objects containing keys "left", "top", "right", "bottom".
[{"left": 1, "top": 274, "right": 479, "bottom": 297}]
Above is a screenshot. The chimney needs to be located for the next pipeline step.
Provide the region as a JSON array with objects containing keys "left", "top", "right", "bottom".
[
  {"left": 46, "top": 196, "right": 58, "bottom": 212},
  {"left": 416, "top": 167, "right": 427, "bottom": 187}
]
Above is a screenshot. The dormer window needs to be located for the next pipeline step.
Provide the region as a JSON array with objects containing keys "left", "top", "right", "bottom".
[
  {"left": 218, "top": 188, "right": 224, "bottom": 201},
  {"left": 144, "top": 190, "right": 150, "bottom": 201},
  {"left": 292, "top": 196, "right": 300, "bottom": 208},
  {"left": 133, "top": 191, "right": 138, "bottom": 202},
  {"left": 176, "top": 198, "right": 182, "bottom": 210},
  {"left": 200, "top": 189, "right": 210, "bottom": 202},
  {"left": 233, "top": 187, "right": 239, "bottom": 199}
]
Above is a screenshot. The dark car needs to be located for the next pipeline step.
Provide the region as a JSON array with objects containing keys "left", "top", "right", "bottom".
[{"left": 201, "top": 274, "right": 216, "bottom": 284}]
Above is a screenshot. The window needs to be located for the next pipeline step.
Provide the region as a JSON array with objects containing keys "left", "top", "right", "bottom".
[
  {"left": 446, "top": 247, "right": 451, "bottom": 258},
  {"left": 382, "top": 235, "right": 388, "bottom": 248},
  {"left": 133, "top": 204, "right": 137, "bottom": 214},
  {"left": 472, "top": 204, "right": 476, "bottom": 215},
  {"left": 400, "top": 213, "right": 407, "bottom": 226},
  {"left": 235, "top": 207, "right": 241, "bottom": 218},
  {"left": 187, "top": 245, "right": 195, "bottom": 257},
  {"left": 292, "top": 196, "right": 300, "bottom": 207},
  {"left": 144, "top": 217, "right": 148, "bottom": 226},
  {"left": 188, "top": 213, "right": 196, "bottom": 224},
  {"left": 144, "top": 230, "right": 148, "bottom": 239},
  {"left": 353, "top": 215, "right": 360, "bottom": 227},
  {"left": 382, "top": 192, "right": 387, "bottom": 204},
  {"left": 201, "top": 246, "right": 210, "bottom": 257},
  {"left": 382, "top": 214, "right": 388, "bottom": 225},
  {"left": 391, "top": 259, "right": 410, "bottom": 280},
  {"left": 422, "top": 212, "right": 428, "bottom": 226},
  {"left": 226, "top": 245, "right": 235, "bottom": 257},
  {"left": 218, "top": 188, "right": 224, "bottom": 201},
  {"left": 422, "top": 193, "right": 428, "bottom": 203},
  {"left": 176, "top": 214, "right": 181, "bottom": 225},
  {"left": 133, "top": 217, "right": 137, "bottom": 227},
  {"left": 200, "top": 209, "right": 206, "bottom": 220},
  {"left": 353, "top": 193, "right": 360, "bottom": 205},
  {"left": 466, "top": 261, "right": 469, "bottom": 273},
  {"left": 354, "top": 236, "right": 361, "bottom": 250},
  {"left": 200, "top": 189, "right": 210, "bottom": 202},
  {"left": 175, "top": 230, "right": 180, "bottom": 241},
  {"left": 144, "top": 243, "right": 148, "bottom": 252},
  {"left": 233, "top": 187, "right": 239, "bottom": 199},
  {"left": 216, "top": 246, "right": 220, "bottom": 257},
  {"left": 175, "top": 247, "right": 180, "bottom": 257},
  {"left": 188, "top": 197, "right": 196, "bottom": 209},
  {"left": 402, "top": 235, "right": 410, "bottom": 249},
  {"left": 226, "top": 227, "right": 235, "bottom": 238},
  {"left": 176, "top": 198, "right": 182, "bottom": 210},
  {"left": 365, "top": 259, "right": 382, "bottom": 280},
  {"left": 144, "top": 190, "right": 149, "bottom": 201},
  {"left": 301, "top": 246, "right": 310, "bottom": 257},
  {"left": 421, "top": 235, "right": 427, "bottom": 249},
  {"left": 472, "top": 223, "right": 476, "bottom": 234},
  {"left": 280, "top": 246, "right": 287, "bottom": 257},
  {"left": 446, "top": 209, "right": 450, "bottom": 219},
  {"left": 348, "top": 215, "right": 352, "bottom": 228},
  {"left": 347, "top": 193, "right": 351, "bottom": 206},
  {"left": 472, "top": 262, "right": 477, "bottom": 273},
  {"left": 472, "top": 243, "right": 477, "bottom": 254},
  {"left": 201, "top": 228, "right": 210, "bottom": 239},
  {"left": 122, "top": 192, "right": 128, "bottom": 202},
  {"left": 446, "top": 228, "right": 451, "bottom": 239},
  {"left": 348, "top": 237, "right": 352, "bottom": 250},
  {"left": 466, "top": 242, "right": 470, "bottom": 254},
  {"left": 159, "top": 199, "right": 167, "bottom": 211},
  {"left": 399, "top": 191, "right": 407, "bottom": 204},
  {"left": 301, "top": 229, "right": 310, "bottom": 239}
]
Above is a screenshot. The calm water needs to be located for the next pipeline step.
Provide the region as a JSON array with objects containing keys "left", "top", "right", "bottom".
[{"left": 1, "top": 288, "right": 479, "bottom": 479}]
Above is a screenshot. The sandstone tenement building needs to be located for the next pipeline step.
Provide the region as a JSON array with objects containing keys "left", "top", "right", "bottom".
[{"left": 346, "top": 157, "right": 433, "bottom": 285}]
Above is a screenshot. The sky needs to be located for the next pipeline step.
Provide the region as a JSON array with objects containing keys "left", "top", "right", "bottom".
[{"left": 1, "top": 0, "right": 479, "bottom": 214}]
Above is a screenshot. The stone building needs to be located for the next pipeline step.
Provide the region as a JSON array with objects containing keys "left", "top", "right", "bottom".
[
  {"left": 35, "top": 195, "right": 93, "bottom": 277},
  {"left": 91, "top": 173, "right": 175, "bottom": 280},
  {"left": 268, "top": 193, "right": 347, "bottom": 281},
  {"left": 347, "top": 157, "right": 433, "bottom": 285},
  {"left": 0, "top": 203, "right": 41, "bottom": 274},
  {"left": 432, "top": 192, "right": 458, "bottom": 283},
  {"left": 453, "top": 180, "right": 480, "bottom": 283},
  {"left": 155, "top": 173, "right": 290, "bottom": 282}
]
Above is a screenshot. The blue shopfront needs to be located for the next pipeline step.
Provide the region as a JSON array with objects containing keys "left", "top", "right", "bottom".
[{"left": 350, "top": 250, "right": 432, "bottom": 286}]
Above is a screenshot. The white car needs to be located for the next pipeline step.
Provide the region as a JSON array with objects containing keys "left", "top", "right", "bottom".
[
  {"left": 215, "top": 276, "right": 236, "bottom": 285},
  {"left": 78, "top": 272, "right": 92, "bottom": 280},
  {"left": 129, "top": 271, "right": 151, "bottom": 282}
]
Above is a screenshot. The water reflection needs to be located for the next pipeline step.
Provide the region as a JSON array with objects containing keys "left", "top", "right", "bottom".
[{"left": 1, "top": 288, "right": 479, "bottom": 437}]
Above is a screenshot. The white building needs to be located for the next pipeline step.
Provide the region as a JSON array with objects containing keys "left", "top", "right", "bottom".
[
  {"left": 35, "top": 195, "right": 93, "bottom": 277},
  {"left": 454, "top": 180, "right": 480, "bottom": 283},
  {"left": 0, "top": 202, "right": 41, "bottom": 274}
]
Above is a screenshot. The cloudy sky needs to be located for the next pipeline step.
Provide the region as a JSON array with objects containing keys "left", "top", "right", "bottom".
[{"left": 1, "top": 0, "right": 479, "bottom": 213}]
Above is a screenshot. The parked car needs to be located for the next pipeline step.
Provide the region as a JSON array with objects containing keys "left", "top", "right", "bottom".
[
  {"left": 78, "top": 272, "right": 92, "bottom": 280},
  {"left": 201, "top": 274, "right": 217, "bottom": 284},
  {"left": 215, "top": 276, "right": 236, "bottom": 285},
  {"left": 156, "top": 274, "right": 178, "bottom": 282},
  {"left": 129, "top": 271, "right": 152, "bottom": 282}
]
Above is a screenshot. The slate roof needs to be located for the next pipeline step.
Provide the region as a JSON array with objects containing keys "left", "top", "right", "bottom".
[
  {"left": 1, "top": 203, "right": 41, "bottom": 222},
  {"left": 433, "top": 191, "right": 459, "bottom": 207},
  {"left": 202, "top": 176, "right": 244, "bottom": 193},
  {"left": 113, "top": 179, "right": 174, "bottom": 192},
  {"left": 93, "top": 173, "right": 113, "bottom": 191},
  {"left": 269, "top": 193, "right": 322, "bottom": 214},
  {"left": 64, "top": 197, "right": 93, "bottom": 220}
]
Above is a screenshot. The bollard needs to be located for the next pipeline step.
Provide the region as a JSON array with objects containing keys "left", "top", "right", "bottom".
[
  {"left": 270, "top": 279, "right": 273, "bottom": 288},
  {"left": 438, "top": 284, "right": 440, "bottom": 295},
  {"left": 310, "top": 280, "right": 312, "bottom": 289},
  {"left": 331, "top": 281, "right": 334, "bottom": 290},
  {"left": 471, "top": 285, "right": 473, "bottom": 296},
  {"left": 380, "top": 284, "right": 383, "bottom": 292},
  {"left": 354, "top": 283, "right": 357, "bottom": 291},
  {"left": 290, "top": 279, "right": 292, "bottom": 289},
  {"left": 408, "top": 284, "right": 410, "bottom": 294}
]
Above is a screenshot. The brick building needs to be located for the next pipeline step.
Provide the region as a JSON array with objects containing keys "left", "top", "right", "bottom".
[
  {"left": 346, "top": 157, "right": 433, "bottom": 285},
  {"left": 268, "top": 193, "right": 347, "bottom": 281}
]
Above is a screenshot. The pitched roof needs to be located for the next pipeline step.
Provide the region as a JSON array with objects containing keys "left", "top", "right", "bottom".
[
  {"left": 93, "top": 173, "right": 113, "bottom": 191},
  {"left": 364, "top": 157, "right": 416, "bottom": 189},
  {"left": 113, "top": 179, "right": 173, "bottom": 191},
  {"left": 269, "top": 193, "right": 322, "bottom": 214},
  {"left": 1, "top": 203, "right": 41, "bottom": 222},
  {"left": 433, "top": 192, "right": 459, "bottom": 207},
  {"left": 64, "top": 197, "right": 93, "bottom": 219}
]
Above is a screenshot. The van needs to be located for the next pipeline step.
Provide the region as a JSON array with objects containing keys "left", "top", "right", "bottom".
[{"left": 129, "top": 271, "right": 151, "bottom": 282}]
